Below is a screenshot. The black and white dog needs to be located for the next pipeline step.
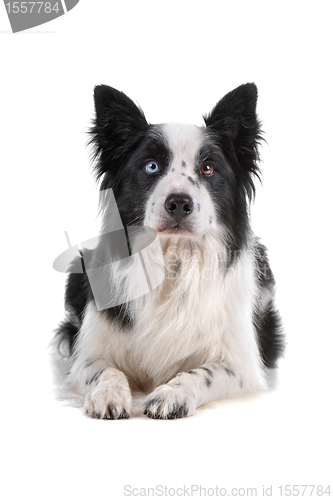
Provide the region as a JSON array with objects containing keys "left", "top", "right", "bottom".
[{"left": 56, "top": 83, "right": 284, "bottom": 419}]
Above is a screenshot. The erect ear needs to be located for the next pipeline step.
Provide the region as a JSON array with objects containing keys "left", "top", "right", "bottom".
[
  {"left": 203, "top": 83, "right": 263, "bottom": 196},
  {"left": 90, "top": 85, "right": 148, "bottom": 178}
]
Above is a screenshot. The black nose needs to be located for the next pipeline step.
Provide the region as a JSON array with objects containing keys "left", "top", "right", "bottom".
[{"left": 165, "top": 193, "right": 194, "bottom": 220}]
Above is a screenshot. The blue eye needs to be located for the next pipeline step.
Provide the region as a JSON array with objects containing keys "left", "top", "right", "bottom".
[{"left": 144, "top": 162, "right": 159, "bottom": 174}]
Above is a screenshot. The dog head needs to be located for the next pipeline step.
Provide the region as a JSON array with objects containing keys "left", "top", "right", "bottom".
[{"left": 90, "top": 84, "right": 262, "bottom": 253}]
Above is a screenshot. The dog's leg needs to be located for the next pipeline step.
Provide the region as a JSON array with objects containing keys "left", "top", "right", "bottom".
[
  {"left": 74, "top": 358, "right": 132, "bottom": 419},
  {"left": 144, "top": 359, "right": 266, "bottom": 419},
  {"left": 65, "top": 301, "right": 133, "bottom": 419}
]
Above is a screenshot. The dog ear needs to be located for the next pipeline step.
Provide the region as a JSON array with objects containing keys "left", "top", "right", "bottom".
[
  {"left": 203, "top": 83, "right": 263, "bottom": 199},
  {"left": 89, "top": 85, "right": 148, "bottom": 180}
]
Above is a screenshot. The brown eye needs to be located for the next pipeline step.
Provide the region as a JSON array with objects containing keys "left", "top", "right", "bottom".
[{"left": 201, "top": 164, "right": 214, "bottom": 176}]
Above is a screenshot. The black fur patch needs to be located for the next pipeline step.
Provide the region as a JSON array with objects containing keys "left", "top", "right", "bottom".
[
  {"left": 199, "top": 366, "right": 213, "bottom": 377},
  {"left": 185, "top": 370, "right": 199, "bottom": 375},
  {"left": 143, "top": 397, "right": 162, "bottom": 417},
  {"left": 143, "top": 397, "right": 162, "bottom": 410},
  {"left": 255, "top": 240, "right": 275, "bottom": 288},
  {"left": 187, "top": 176, "right": 199, "bottom": 188},
  {"left": 118, "top": 408, "right": 130, "bottom": 419},
  {"left": 86, "top": 369, "right": 105, "bottom": 385},
  {"left": 168, "top": 403, "right": 189, "bottom": 419},
  {"left": 224, "top": 366, "right": 236, "bottom": 377},
  {"left": 102, "top": 403, "right": 130, "bottom": 420},
  {"left": 253, "top": 239, "right": 285, "bottom": 367},
  {"left": 55, "top": 319, "right": 79, "bottom": 357},
  {"left": 144, "top": 398, "right": 189, "bottom": 419},
  {"left": 254, "top": 302, "right": 284, "bottom": 368}
]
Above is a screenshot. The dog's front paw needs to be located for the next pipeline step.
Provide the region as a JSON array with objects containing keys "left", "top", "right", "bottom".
[
  {"left": 143, "top": 384, "right": 196, "bottom": 419},
  {"left": 83, "top": 369, "right": 132, "bottom": 419}
]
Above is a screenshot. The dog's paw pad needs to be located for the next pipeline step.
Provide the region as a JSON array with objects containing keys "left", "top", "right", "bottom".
[{"left": 143, "top": 385, "right": 195, "bottom": 419}]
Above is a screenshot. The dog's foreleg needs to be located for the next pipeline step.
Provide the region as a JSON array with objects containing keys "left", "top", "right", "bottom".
[
  {"left": 71, "top": 358, "right": 132, "bottom": 419},
  {"left": 143, "top": 359, "right": 266, "bottom": 419}
]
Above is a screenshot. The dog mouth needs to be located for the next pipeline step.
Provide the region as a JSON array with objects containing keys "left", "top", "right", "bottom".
[{"left": 157, "top": 222, "right": 193, "bottom": 235}]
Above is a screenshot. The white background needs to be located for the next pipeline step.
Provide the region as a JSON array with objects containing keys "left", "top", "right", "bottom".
[{"left": 1, "top": 1, "right": 332, "bottom": 499}]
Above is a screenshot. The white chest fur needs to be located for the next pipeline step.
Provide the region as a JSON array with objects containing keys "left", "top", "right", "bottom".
[{"left": 72, "top": 233, "right": 262, "bottom": 392}]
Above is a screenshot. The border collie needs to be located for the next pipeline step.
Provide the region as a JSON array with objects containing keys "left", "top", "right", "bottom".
[{"left": 55, "top": 83, "right": 284, "bottom": 419}]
